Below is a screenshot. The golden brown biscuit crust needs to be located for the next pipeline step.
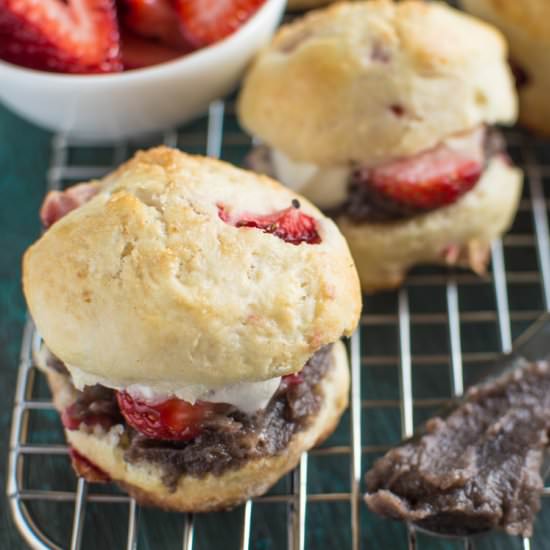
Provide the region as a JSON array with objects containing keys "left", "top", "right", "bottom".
[
  {"left": 24, "top": 147, "right": 361, "bottom": 390},
  {"left": 239, "top": 1, "right": 517, "bottom": 166}
]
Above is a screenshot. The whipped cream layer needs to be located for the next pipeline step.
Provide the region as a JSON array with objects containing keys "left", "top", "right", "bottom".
[
  {"left": 68, "top": 365, "right": 282, "bottom": 414},
  {"left": 271, "top": 149, "right": 350, "bottom": 209},
  {"left": 270, "top": 126, "right": 486, "bottom": 210}
]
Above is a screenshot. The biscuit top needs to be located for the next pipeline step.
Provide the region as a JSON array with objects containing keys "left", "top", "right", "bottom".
[
  {"left": 23, "top": 147, "right": 361, "bottom": 390},
  {"left": 238, "top": 0, "right": 517, "bottom": 166}
]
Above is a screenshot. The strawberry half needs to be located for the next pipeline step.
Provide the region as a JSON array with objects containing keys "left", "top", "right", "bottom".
[
  {"left": 40, "top": 182, "right": 100, "bottom": 229},
  {"left": 220, "top": 200, "right": 322, "bottom": 245},
  {"left": 369, "top": 143, "right": 483, "bottom": 211},
  {"left": 117, "top": 392, "right": 216, "bottom": 441},
  {"left": 120, "top": 0, "right": 190, "bottom": 49},
  {"left": 175, "top": 0, "right": 265, "bottom": 48},
  {"left": 0, "top": 0, "right": 122, "bottom": 73}
]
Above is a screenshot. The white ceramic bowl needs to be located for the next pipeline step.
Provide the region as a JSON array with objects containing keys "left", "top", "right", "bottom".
[{"left": 0, "top": 0, "right": 285, "bottom": 142}]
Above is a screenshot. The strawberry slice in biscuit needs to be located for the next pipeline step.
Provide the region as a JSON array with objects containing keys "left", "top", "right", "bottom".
[
  {"left": 368, "top": 143, "right": 483, "bottom": 212},
  {"left": 117, "top": 392, "right": 216, "bottom": 441},
  {"left": 220, "top": 199, "right": 321, "bottom": 245}
]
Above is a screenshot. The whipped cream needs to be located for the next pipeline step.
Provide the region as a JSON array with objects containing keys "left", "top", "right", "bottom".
[
  {"left": 270, "top": 127, "right": 485, "bottom": 209},
  {"left": 68, "top": 365, "right": 281, "bottom": 414},
  {"left": 443, "top": 126, "right": 485, "bottom": 163},
  {"left": 271, "top": 149, "right": 351, "bottom": 209}
]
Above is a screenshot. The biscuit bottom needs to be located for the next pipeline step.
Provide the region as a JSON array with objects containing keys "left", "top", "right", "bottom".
[
  {"left": 338, "top": 156, "right": 522, "bottom": 291},
  {"left": 37, "top": 341, "right": 350, "bottom": 511}
]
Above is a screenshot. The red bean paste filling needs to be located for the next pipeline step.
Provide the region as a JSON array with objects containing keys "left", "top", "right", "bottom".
[
  {"left": 246, "top": 129, "right": 506, "bottom": 223},
  {"left": 45, "top": 345, "right": 333, "bottom": 490},
  {"left": 366, "top": 360, "right": 550, "bottom": 537}
]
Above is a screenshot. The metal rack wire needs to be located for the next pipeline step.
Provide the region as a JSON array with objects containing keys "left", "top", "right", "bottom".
[{"left": 7, "top": 95, "right": 550, "bottom": 549}]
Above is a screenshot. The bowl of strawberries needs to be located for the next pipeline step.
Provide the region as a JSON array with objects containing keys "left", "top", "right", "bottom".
[{"left": 0, "top": 0, "right": 285, "bottom": 141}]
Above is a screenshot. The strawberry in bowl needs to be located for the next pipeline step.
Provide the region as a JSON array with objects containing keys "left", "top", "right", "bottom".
[
  {"left": 0, "top": 0, "right": 285, "bottom": 140},
  {"left": 0, "top": 0, "right": 122, "bottom": 73},
  {"left": 0, "top": 0, "right": 268, "bottom": 73}
]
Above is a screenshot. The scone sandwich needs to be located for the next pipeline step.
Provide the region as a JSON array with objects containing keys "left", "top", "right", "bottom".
[
  {"left": 238, "top": 0, "right": 523, "bottom": 291},
  {"left": 23, "top": 147, "right": 361, "bottom": 511},
  {"left": 462, "top": 0, "right": 550, "bottom": 136}
]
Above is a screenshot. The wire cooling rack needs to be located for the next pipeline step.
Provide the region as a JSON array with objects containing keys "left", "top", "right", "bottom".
[{"left": 7, "top": 94, "right": 550, "bottom": 549}]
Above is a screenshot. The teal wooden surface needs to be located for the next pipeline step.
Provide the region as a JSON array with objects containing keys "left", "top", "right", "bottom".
[{"left": 0, "top": 104, "right": 51, "bottom": 548}]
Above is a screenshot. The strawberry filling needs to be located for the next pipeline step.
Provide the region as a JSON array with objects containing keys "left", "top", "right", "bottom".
[
  {"left": 45, "top": 345, "right": 330, "bottom": 486},
  {"left": 117, "top": 372, "right": 305, "bottom": 441},
  {"left": 116, "top": 392, "right": 218, "bottom": 441},
  {"left": 219, "top": 200, "right": 322, "bottom": 245},
  {"left": 40, "top": 182, "right": 100, "bottom": 229},
  {"left": 61, "top": 373, "right": 310, "bottom": 441},
  {"left": 368, "top": 144, "right": 482, "bottom": 211},
  {"left": 325, "top": 127, "right": 505, "bottom": 223}
]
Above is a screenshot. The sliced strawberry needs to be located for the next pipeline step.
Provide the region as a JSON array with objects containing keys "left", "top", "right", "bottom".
[
  {"left": 117, "top": 392, "right": 217, "bottom": 440},
  {"left": 219, "top": 199, "right": 322, "bottom": 245},
  {"left": 175, "top": 0, "right": 265, "bottom": 48},
  {"left": 0, "top": 0, "right": 122, "bottom": 73},
  {"left": 368, "top": 143, "right": 483, "bottom": 211},
  {"left": 119, "top": 0, "right": 190, "bottom": 49},
  {"left": 121, "top": 30, "right": 184, "bottom": 70},
  {"left": 40, "top": 182, "right": 100, "bottom": 228}
]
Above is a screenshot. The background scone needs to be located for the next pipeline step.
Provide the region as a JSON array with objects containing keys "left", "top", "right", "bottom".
[
  {"left": 462, "top": 0, "right": 550, "bottom": 136},
  {"left": 238, "top": 0, "right": 523, "bottom": 291},
  {"left": 24, "top": 147, "right": 361, "bottom": 511}
]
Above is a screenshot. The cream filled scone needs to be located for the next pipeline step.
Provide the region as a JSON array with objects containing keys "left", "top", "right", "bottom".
[
  {"left": 24, "top": 147, "right": 361, "bottom": 511},
  {"left": 238, "top": 0, "right": 523, "bottom": 291},
  {"left": 461, "top": 0, "right": 550, "bottom": 136}
]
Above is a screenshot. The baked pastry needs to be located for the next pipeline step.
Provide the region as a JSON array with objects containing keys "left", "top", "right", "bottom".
[
  {"left": 24, "top": 146, "right": 361, "bottom": 511},
  {"left": 461, "top": 0, "right": 550, "bottom": 136},
  {"left": 238, "top": 0, "right": 523, "bottom": 291}
]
